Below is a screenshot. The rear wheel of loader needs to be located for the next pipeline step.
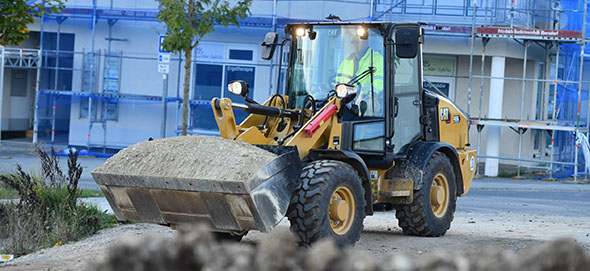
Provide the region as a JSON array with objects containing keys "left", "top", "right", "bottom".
[
  {"left": 395, "top": 152, "right": 457, "bottom": 236},
  {"left": 287, "top": 160, "right": 366, "bottom": 247}
]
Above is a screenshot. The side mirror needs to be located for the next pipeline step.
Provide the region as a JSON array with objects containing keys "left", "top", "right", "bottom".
[
  {"left": 395, "top": 28, "right": 419, "bottom": 58},
  {"left": 261, "top": 32, "right": 279, "bottom": 60}
]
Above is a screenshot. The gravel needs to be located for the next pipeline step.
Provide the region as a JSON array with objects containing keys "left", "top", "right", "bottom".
[
  {"left": 92, "top": 135, "right": 277, "bottom": 182},
  {"left": 86, "top": 225, "right": 590, "bottom": 271}
]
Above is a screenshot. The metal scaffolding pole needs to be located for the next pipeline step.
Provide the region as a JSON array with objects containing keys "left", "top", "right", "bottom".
[
  {"left": 467, "top": 1, "right": 477, "bottom": 115},
  {"left": 571, "top": 0, "right": 588, "bottom": 183},
  {"left": 548, "top": 44, "right": 560, "bottom": 180},
  {"left": 516, "top": 41, "right": 529, "bottom": 178},
  {"left": 87, "top": 0, "right": 97, "bottom": 150},
  {"left": 0, "top": 48, "right": 4, "bottom": 143},
  {"left": 33, "top": 10, "right": 46, "bottom": 145},
  {"left": 476, "top": 38, "right": 488, "bottom": 176}
]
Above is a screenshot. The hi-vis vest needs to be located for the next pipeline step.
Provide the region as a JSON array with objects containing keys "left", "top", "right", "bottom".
[{"left": 335, "top": 49, "right": 384, "bottom": 94}]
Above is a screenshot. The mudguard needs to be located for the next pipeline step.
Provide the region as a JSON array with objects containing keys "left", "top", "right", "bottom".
[{"left": 391, "top": 141, "right": 464, "bottom": 196}]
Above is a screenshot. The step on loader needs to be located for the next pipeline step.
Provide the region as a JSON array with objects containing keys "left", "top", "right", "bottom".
[{"left": 92, "top": 21, "right": 477, "bottom": 247}]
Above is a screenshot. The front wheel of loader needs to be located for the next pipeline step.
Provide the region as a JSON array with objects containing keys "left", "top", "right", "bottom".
[
  {"left": 395, "top": 152, "right": 457, "bottom": 237},
  {"left": 287, "top": 160, "right": 366, "bottom": 247}
]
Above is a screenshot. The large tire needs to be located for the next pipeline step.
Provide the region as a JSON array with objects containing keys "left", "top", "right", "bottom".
[
  {"left": 287, "top": 160, "right": 366, "bottom": 247},
  {"left": 395, "top": 152, "right": 457, "bottom": 236}
]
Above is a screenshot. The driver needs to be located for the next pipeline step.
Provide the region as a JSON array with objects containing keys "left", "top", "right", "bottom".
[{"left": 335, "top": 32, "right": 384, "bottom": 116}]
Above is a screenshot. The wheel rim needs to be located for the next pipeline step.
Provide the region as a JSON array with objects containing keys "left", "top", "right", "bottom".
[
  {"left": 329, "top": 186, "right": 355, "bottom": 235},
  {"left": 430, "top": 173, "right": 449, "bottom": 218}
]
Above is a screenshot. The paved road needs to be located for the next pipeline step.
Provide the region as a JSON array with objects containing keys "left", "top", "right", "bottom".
[
  {"left": 2, "top": 141, "right": 590, "bottom": 220},
  {"left": 0, "top": 142, "right": 106, "bottom": 190},
  {"left": 461, "top": 178, "right": 590, "bottom": 218}
]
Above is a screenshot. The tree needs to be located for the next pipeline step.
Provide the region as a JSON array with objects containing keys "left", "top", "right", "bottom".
[
  {"left": 157, "top": 0, "right": 252, "bottom": 135},
  {"left": 0, "top": 0, "right": 64, "bottom": 46}
]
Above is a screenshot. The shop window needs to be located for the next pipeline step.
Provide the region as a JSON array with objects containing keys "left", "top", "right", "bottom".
[{"left": 194, "top": 64, "right": 223, "bottom": 101}]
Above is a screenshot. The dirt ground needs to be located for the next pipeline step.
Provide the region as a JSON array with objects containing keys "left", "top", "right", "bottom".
[{"left": 2, "top": 209, "right": 589, "bottom": 271}]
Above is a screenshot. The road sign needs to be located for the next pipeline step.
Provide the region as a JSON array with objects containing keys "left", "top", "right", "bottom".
[
  {"left": 158, "top": 53, "right": 170, "bottom": 63},
  {"left": 158, "top": 35, "right": 170, "bottom": 53},
  {"left": 158, "top": 64, "right": 169, "bottom": 74}
]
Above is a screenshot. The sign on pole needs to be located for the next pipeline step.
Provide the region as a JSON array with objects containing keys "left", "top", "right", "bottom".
[
  {"left": 158, "top": 53, "right": 170, "bottom": 63},
  {"left": 158, "top": 35, "right": 170, "bottom": 74},
  {"left": 158, "top": 64, "right": 169, "bottom": 74},
  {"left": 158, "top": 35, "right": 170, "bottom": 53}
]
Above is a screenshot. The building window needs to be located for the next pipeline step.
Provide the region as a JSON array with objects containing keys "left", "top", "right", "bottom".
[
  {"left": 229, "top": 49, "right": 253, "bottom": 61},
  {"left": 191, "top": 63, "right": 256, "bottom": 132},
  {"left": 194, "top": 64, "right": 223, "bottom": 101},
  {"left": 422, "top": 56, "right": 456, "bottom": 100}
]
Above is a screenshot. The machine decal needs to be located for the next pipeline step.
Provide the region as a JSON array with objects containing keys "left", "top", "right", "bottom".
[
  {"left": 453, "top": 115, "right": 460, "bottom": 123},
  {"left": 470, "top": 155, "right": 475, "bottom": 171},
  {"left": 440, "top": 107, "right": 449, "bottom": 121},
  {"left": 370, "top": 170, "right": 378, "bottom": 180}
]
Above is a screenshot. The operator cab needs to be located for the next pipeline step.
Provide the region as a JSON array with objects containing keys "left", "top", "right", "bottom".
[{"left": 269, "top": 22, "right": 426, "bottom": 165}]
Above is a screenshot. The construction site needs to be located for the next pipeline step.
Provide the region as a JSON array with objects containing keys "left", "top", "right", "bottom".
[{"left": 1, "top": 0, "right": 590, "bottom": 270}]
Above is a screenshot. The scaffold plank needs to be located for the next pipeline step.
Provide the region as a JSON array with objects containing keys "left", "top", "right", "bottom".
[{"left": 471, "top": 119, "right": 583, "bottom": 132}]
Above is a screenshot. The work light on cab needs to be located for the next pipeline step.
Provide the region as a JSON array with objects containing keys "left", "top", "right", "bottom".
[
  {"left": 356, "top": 27, "right": 368, "bottom": 39},
  {"left": 295, "top": 27, "right": 306, "bottom": 37}
]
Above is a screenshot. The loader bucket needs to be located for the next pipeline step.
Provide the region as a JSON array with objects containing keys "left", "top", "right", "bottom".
[{"left": 92, "top": 146, "right": 301, "bottom": 233}]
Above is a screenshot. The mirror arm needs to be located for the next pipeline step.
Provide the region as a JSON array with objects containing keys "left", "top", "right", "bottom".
[{"left": 275, "top": 38, "right": 290, "bottom": 95}]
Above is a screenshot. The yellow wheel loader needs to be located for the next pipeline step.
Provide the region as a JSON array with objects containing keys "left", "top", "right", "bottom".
[{"left": 92, "top": 21, "right": 476, "bottom": 247}]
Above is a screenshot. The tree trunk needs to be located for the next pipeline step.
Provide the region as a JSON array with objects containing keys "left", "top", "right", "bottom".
[{"left": 181, "top": 48, "right": 192, "bottom": 135}]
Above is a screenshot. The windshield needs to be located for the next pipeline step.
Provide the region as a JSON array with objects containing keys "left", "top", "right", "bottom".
[{"left": 287, "top": 25, "right": 385, "bottom": 117}]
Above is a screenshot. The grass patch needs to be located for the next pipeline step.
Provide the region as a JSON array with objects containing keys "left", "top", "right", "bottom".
[
  {"left": 497, "top": 170, "right": 528, "bottom": 178},
  {"left": 0, "top": 187, "right": 104, "bottom": 199},
  {"left": 0, "top": 148, "right": 117, "bottom": 256},
  {"left": 79, "top": 189, "right": 104, "bottom": 198},
  {"left": 0, "top": 183, "right": 18, "bottom": 199}
]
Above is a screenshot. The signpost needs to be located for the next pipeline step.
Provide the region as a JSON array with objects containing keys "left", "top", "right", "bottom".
[{"left": 158, "top": 35, "right": 170, "bottom": 139}]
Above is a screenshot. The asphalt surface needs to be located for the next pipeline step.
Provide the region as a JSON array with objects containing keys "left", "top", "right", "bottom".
[
  {"left": 0, "top": 142, "right": 105, "bottom": 190},
  {"left": 2, "top": 140, "right": 590, "bottom": 219}
]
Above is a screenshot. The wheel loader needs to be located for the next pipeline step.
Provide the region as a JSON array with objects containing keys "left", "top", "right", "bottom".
[{"left": 92, "top": 21, "right": 476, "bottom": 247}]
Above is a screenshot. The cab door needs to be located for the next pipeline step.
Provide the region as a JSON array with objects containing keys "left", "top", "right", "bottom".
[{"left": 390, "top": 26, "right": 423, "bottom": 155}]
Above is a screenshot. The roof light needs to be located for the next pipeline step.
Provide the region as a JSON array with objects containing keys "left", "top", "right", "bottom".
[
  {"left": 295, "top": 27, "right": 306, "bottom": 37},
  {"left": 356, "top": 26, "right": 368, "bottom": 40}
]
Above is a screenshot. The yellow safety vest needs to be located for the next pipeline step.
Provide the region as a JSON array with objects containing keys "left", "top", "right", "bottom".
[{"left": 335, "top": 49, "right": 384, "bottom": 94}]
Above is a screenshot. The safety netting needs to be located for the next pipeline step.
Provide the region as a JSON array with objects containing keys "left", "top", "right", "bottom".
[{"left": 552, "top": 0, "right": 590, "bottom": 177}]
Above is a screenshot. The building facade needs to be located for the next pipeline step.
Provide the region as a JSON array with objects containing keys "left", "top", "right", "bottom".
[{"left": 0, "top": 0, "right": 587, "bottom": 177}]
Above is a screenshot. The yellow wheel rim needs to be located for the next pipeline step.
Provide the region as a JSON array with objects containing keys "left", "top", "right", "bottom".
[
  {"left": 329, "top": 186, "right": 355, "bottom": 235},
  {"left": 430, "top": 173, "right": 449, "bottom": 218}
]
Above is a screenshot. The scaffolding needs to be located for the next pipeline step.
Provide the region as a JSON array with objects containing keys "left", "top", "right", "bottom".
[
  {"left": 0, "top": 47, "right": 42, "bottom": 143},
  {"left": 0, "top": 5, "right": 293, "bottom": 151},
  {"left": 372, "top": 0, "right": 590, "bottom": 181},
  {"left": 463, "top": 0, "right": 590, "bottom": 182}
]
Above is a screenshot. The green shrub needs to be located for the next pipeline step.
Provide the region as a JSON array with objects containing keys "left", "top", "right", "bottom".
[{"left": 0, "top": 148, "right": 117, "bottom": 255}]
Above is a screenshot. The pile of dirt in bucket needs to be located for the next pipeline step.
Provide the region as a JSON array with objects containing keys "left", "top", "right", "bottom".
[
  {"left": 90, "top": 224, "right": 590, "bottom": 271},
  {"left": 92, "top": 135, "right": 277, "bottom": 182}
]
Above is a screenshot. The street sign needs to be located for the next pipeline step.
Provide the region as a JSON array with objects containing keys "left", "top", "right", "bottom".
[
  {"left": 158, "top": 35, "right": 170, "bottom": 53},
  {"left": 158, "top": 64, "right": 169, "bottom": 74},
  {"left": 158, "top": 53, "right": 170, "bottom": 63}
]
